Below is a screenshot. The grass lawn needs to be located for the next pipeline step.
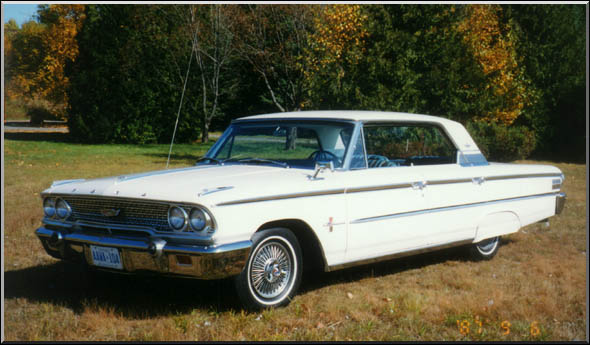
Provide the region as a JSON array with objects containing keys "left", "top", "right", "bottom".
[{"left": 2, "top": 133, "right": 587, "bottom": 341}]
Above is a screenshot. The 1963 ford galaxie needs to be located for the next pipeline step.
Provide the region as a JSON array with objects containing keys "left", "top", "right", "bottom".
[{"left": 36, "top": 111, "right": 566, "bottom": 309}]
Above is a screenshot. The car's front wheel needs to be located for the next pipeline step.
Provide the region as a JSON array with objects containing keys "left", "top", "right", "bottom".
[
  {"left": 469, "top": 236, "right": 500, "bottom": 260},
  {"left": 235, "top": 228, "right": 302, "bottom": 310}
]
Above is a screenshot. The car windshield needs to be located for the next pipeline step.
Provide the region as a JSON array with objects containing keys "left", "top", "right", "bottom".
[{"left": 201, "top": 121, "right": 355, "bottom": 169}]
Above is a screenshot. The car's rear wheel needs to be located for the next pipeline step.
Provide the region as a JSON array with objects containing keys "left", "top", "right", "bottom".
[
  {"left": 470, "top": 236, "right": 500, "bottom": 260},
  {"left": 235, "top": 228, "right": 302, "bottom": 310}
]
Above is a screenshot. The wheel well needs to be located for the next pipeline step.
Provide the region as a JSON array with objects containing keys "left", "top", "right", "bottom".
[{"left": 257, "top": 219, "right": 327, "bottom": 273}]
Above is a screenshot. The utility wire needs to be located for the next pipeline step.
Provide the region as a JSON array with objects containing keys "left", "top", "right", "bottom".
[{"left": 167, "top": 37, "right": 196, "bottom": 169}]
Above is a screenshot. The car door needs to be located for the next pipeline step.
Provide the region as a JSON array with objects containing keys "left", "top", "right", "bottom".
[
  {"left": 402, "top": 125, "right": 482, "bottom": 247},
  {"left": 344, "top": 123, "right": 435, "bottom": 263},
  {"left": 417, "top": 163, "right": 484, "bottom": 247}
]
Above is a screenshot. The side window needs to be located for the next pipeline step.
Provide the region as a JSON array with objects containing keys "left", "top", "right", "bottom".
[
  {"left": 349, "top": 130, "right": 367, "bottom": 169},
  {"left": 363, "top": 124, "right": 457, "bottom": 168}
]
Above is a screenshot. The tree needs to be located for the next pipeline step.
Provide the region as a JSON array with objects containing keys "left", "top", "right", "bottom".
[
  {"left": 456, "top": 4, "right": 535, "bottom": 126},
  {"left": 506, "top": 4, "right": 586, "bottom": 159},
  {"left": 235, "top": 5, "right": 314, "bottom": 112},
  {"left": 4, "top": 19, "right": 46, "bottom": 103},
  {"left": 3, "top": 5, "right": 85, "bottom": 121},
  {"left": 67, "top": 5, "right": 201, "bottom": 144},
  {"left": 35, "top": 4, "right": 86, "bottom": 117},
  {"left": 304, "top": 4, "right": 369, "bottom": 109},
  {"left": 337, "top": 5, "right": 487, "bottom": 123},
  {"left": 181, "top": 4, "right": 236, "bottom": 143},
  {"left": 3, "top": 19, "right": 19, "bottom": 96}
]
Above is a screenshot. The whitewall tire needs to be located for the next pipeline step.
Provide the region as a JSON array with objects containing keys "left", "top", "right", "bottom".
[{"left": 235, "top": 228, "right": 302, "bottom": 310}]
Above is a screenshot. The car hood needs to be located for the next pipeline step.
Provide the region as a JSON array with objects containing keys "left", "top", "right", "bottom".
[{"left": 43, "top": 164, "right": 326, "bottom": 207}]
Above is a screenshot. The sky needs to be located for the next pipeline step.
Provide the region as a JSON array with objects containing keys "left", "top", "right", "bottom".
[{"left": 3, "top": 4, "right": 40, "bottom": 26}]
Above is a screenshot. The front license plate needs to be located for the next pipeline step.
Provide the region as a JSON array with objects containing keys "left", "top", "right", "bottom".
[{"left": 90, "top": 245, "right": 123, "bottom": 270}]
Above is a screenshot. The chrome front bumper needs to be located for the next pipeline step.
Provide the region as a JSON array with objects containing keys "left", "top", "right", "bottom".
[
  {"left": 35, "top": 226, "right": 251, "bottom": 279},
  {"left": 555, "top": 192, "right": 567, "bottom": 215}
]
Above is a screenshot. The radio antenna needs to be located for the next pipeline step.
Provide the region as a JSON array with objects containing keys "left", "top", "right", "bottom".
[{"left": 166, "top": 36, "right": 196, "bottom": 169}]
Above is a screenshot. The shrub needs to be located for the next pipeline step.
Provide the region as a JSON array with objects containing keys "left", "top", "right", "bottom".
[
  {"left": 66, "top": 5, "right": 202, "bottom": 144},
  {"left": 466, "top": 121, "right": 536, "bottom": 162}
]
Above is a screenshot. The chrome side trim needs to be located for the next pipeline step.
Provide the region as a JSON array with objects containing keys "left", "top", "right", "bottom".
[
  {"left": 216, "top": 188, "right": 346, "bottom": 206},
  {"left": 327, "top": 239, "right": 473, "bottom": 272},
  {"left": 347, "top": 183, "right": 412, "bottom": 194},
  {"left": 427, "top": 178, "right": 472, "bottom": 186},
  {"left": 485, "top": 173, "right": 561, "bottom": 181},
  {"left": 427, "top": 173, "right": 561, "bottom": 186},
  {"left": 351, "top": 192, "right": 558, "bottom": 224},
  {"left": 215, "top": 173, "right": 562, "bottom": 206}
]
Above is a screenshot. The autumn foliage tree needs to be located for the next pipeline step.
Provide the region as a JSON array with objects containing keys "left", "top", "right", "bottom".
[
  {"left": 304, "top": 5, "right": 368, "bottom": 108},
  {"left": 35, "top": 5, "right": 86, "bottom": 118},
  {"left": 456, "top": 4, "right": 535, "bottom": 125},
  {"left": 306, "top": 5, "right": 368, "bottom": 78},
  {"left": 3, "top": 5, "right": 85, "bottom": 121},
  {"left": 4, "top": 20, "right": 46, "bottom": 104}
]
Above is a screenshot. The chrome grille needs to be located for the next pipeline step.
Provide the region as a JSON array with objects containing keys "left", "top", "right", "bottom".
[{"left": 61, "top": 195, "right": 175, "bottom": 231}]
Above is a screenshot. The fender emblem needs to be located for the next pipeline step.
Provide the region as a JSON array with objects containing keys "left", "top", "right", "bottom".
[
  {"left": 324, "top": 217, "right": 344, "bottom": 232},
  {"left": 100, "top": 209, "right": 121, "bottom": 217}
]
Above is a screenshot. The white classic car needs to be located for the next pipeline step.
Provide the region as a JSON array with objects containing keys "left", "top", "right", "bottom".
[{"left": 36, "top": 111, "right": 566, "bottom": 309}]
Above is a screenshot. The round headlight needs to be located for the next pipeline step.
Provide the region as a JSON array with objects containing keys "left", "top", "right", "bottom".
[
  {"left": 43, "top": 198, "right": 56, "bottom": 218},
  {"left": 168, "top": 206, "right": 188, "bottom": 231},
  {"left": 189, "top": 208, "right": 211, "bottom": 231},
  {"left": 55, "top": 198, "right": 72, "bottom": 219}
]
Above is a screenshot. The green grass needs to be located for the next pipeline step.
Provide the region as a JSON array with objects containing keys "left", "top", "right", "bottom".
[
  {"left": 3, "top": 135, "right": 587, "bottom": 341},
  {"left": 229, "top": 136, "right": 320, "bottom": 160},
  {"left": 4, "top": 134, "right": 214, "bottom": 182}
]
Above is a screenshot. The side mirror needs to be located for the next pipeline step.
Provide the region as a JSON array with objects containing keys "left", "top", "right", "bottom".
[{"left": 311, "top": 160, "right": 334, "bottom": 180}]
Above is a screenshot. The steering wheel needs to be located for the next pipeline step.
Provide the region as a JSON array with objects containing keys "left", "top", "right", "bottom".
[
  {"left": 308, "top": 150, "right": 341, "bottom": 166},
  {"left": 367, "top": 154, "right": 389, "bottom": 168}
]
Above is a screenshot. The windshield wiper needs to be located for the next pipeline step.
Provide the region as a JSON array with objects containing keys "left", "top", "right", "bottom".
[
  {"left": 195, "top": 157, "right": 222, "bottom": 165},
  {"left": 236, "top": 158, "right": 289, "bottom": 168},
  {"left": 198, "top": 157, "right": 289, "bottom": 168}
]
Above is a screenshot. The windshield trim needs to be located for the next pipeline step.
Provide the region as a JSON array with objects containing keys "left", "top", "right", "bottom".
[
  {"left": 203, "top": 119, "right": 359, "bottom": 171},
  {"left": 232, "top": 117, "right": 357, "bottom": 125}
]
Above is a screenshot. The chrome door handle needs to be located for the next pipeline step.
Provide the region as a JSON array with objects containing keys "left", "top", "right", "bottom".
[
  {"left": 472, "top": 177, "right": 485, "bottom": 185},
  {"left": 412, "top": 181, "right": 427, "bottom": 190}
]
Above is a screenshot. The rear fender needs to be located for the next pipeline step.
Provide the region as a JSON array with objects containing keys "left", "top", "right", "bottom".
[{"left": 473, "top": 211, "right": 521, "bottom": 243}]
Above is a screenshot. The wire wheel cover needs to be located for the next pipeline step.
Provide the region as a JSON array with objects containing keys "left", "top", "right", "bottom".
[{"left": 250, "top": 241, "right": 293, "bottom": 299}]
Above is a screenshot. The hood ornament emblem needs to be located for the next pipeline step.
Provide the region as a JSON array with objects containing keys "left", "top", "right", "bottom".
[
  {"left": 100, "top": 208, "right": 121, "bottom": 217},
  {"left": 198, "top": 186, "right": 234, "bottom": 197}
]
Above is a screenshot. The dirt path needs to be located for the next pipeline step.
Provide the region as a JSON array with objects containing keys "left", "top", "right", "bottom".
[{"left": 3, "top": 120, "right": 69, "bottom": 133}]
